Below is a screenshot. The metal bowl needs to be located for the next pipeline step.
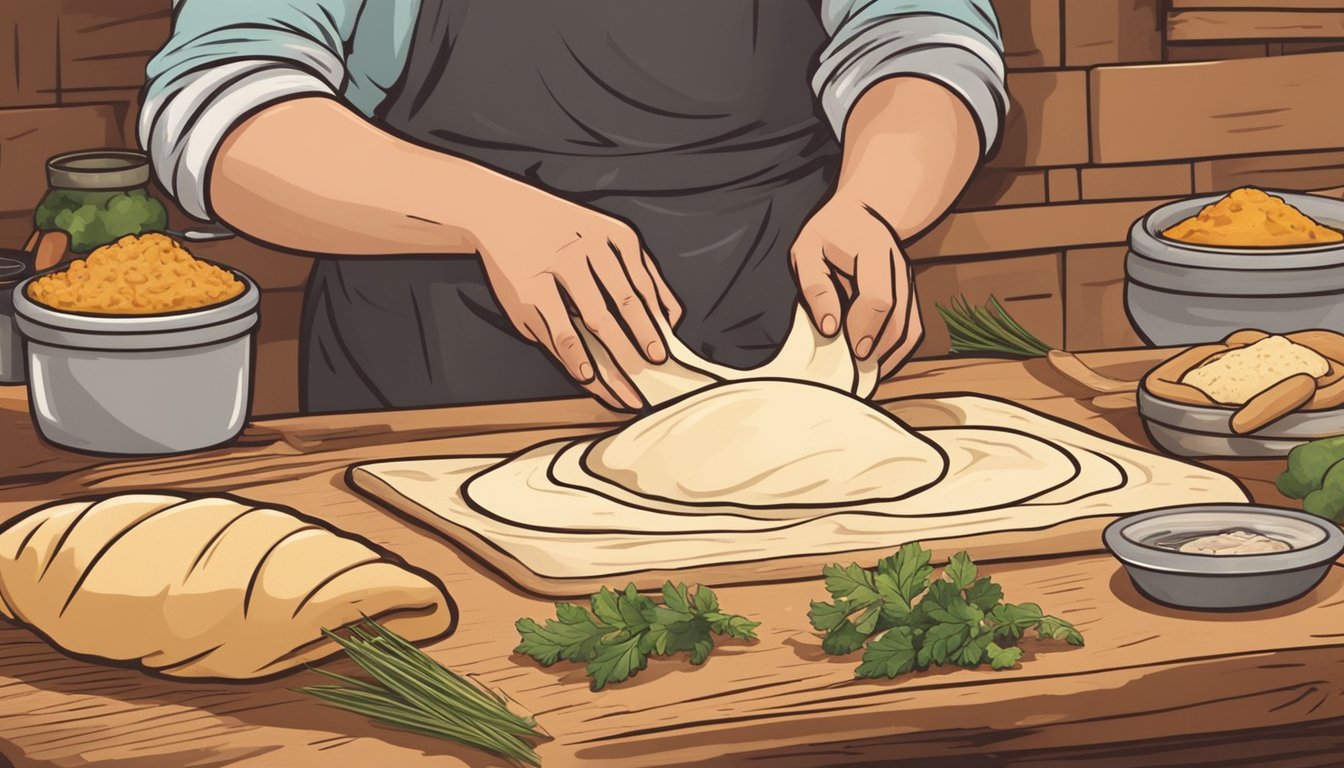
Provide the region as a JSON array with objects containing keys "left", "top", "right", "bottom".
[
  {"left": 1137, "top": 384, "right": 1344, "bottom": 458},
  {"left": 1125, "top": 191, "right": 1344, "bottom": 346},
  {"left": 13, "top": 262, "right": 259, "bottom": 455},
  {"left": 1104, "top": 505, "right": 1344, "bottom": 611}
]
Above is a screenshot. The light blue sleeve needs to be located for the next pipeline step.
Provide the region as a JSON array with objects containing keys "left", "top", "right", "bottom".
[
  {"left": 139, "top": 0, "right": 416, "bottom": 220},
  {"left": 814, "top": 0, "right": 1008, "bottom": 156}
]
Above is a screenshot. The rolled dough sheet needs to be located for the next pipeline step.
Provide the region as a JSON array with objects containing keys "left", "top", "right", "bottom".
[{"left": 350, "top": 396, "right": 1249, "bottom": 593}]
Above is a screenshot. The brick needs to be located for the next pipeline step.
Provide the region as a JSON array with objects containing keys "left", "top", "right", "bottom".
[
  {"left": 57, "top": 87, "right": 143, "bottom": 149},
  {"left": 1080, "top": 162, "right": 1193, "bottom": 200},
  {"left": 907, "top": 198, "right": 1171, "bottom": 261},
  {"left": 0, "top": 104, "right": 123, "bottom": 213},
  {"left": 1064, "top": 247, "right": 1144, "bottom": 351},
  {"left": 1063, "top": 0, "right": 1162, "bottom": 67},
  {"left": 1282, "top": 42, "right": 1344, "bottom": 55},
  {"left": 1169, "top": 11, "right": 1344, "bottom": 42},
  {"left": 913, "top": 253, "right": 1064, "bottom": 357},
  {"left": 991, "top": 71, "right": 1089, "bottom": 169},
  {"left": 0, "top": 0, "right": 58, "bottom": 107},
  {"left": 1193, "top": 150, "right": 1344, "bottom": 194},
  {"left": 993, "top": 0, "right": 1061, "bottom": 69},
  {"left": 1172, "top": 0, "right": 1344, "bottom": 6},
  {"left": 0, "top": 211, "right": 35, "bottom": 249},
  {"left": 1165, "top": 43, "right": 1271, "bottom": 61},
  {"left": 1047, "top": 168, "right": 1081, "bottom": 202},
  {"left": 957, "top": 169, "right": 1047, "bottom": 210},
  {"left": 1090, "top": 53, "right": 1344, "bottom": 164},
  {"left": 57, "top": 0, "right": 170, "bottom": 92}
]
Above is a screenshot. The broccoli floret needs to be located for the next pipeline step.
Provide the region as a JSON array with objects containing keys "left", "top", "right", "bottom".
[
  {"left": 1278, "top": 435, "right": 1344, "bottom": 499},
  {"left": 38, "top": 189, "right": 168, "bottom": 252},
  {"left": 1304, "top": 460, "right": 1344, "bottom": 521}
]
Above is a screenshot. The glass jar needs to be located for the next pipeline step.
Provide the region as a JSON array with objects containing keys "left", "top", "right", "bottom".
[{"left": 33, "top": 149, "right": 169, "bottom": 254}]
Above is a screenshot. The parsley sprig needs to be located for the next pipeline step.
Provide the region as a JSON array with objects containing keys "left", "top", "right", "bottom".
[
  {"left": 515, "top": 582, "right": 759, "bottom": 691},
  {"left": 809, "top": 544, "right": 1083, "bottom": 678}
]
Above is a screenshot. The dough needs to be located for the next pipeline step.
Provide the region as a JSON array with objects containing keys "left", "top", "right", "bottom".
[
  {"left": 0, "top": 493, "right": 455, "bottom": 680},
  {"left": 460, "top": 425, "right": 1096, "bottom": 532},
  {"left": 584, "top": 380, "right": 945, "bottom": 507},
  {"left": 1182, "top": 335, "right": 1329, "bottom": 405},
  {"left": 580, "top": 305, "right": 879, "bottom": 406},
  {"left": 351, "top": 396, "right": 1249, "bottom": 586}
]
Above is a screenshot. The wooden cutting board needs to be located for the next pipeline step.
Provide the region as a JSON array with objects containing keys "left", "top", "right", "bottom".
[{"left": 349, "top": 395, "right": 1250, "bottom": 597}]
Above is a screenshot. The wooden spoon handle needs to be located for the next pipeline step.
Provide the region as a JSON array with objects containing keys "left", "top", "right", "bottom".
[
  {"left": 1046, "top": 349, "right": 1139, "bottom": 395},
  {"left": 1230, "top": 373, "right": 1317, "bottom": 435},
  {"left": 31, "top": 230, "right": 70, "bottom": 272}
]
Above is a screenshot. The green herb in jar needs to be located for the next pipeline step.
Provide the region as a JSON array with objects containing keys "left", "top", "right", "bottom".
[{"left": 33, "top": 150, "right": 169, "bottom": 253}]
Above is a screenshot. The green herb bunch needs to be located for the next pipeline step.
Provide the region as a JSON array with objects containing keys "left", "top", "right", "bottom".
[
  {"left": 516, "top": 582, "right": 759, "bottom": 691},
  {"left": 1277, "top": 435, "right": 1344, "bottom": 520},
  {"left": 936, "top": 294, "right": 1052, "bottom": 358},
  {"left": 809, "top": 544, "right": 1083, "bottom": 678},
  {"left": 297, "top": 617, "right": 548, "bottom": 766}
]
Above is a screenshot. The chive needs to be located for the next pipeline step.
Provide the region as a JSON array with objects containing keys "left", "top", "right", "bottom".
[
  {"left": 296, "top": 617, "right": 547, "bottom": 766},
  {"left": 937, "top": 294, "right": 1051, "bottom": 358}
]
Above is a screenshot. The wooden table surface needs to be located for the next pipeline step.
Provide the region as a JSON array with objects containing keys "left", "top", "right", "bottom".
[{"left": 2, "top": 350, "right": 1343, "bottom": 768}]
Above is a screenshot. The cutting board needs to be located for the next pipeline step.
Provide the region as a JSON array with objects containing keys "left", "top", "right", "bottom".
[{"left": 349, "top": 395, "right": 1250, "bottom": 597}]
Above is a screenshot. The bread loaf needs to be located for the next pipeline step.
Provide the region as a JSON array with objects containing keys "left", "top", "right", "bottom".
[
  {"left": 0, "top": 493, "right": 455, "bottom": 680},
  {"left": 1181, "top": 335, "right": 1329, "bottom": 405}
]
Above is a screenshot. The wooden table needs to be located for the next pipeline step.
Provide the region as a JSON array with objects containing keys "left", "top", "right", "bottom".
[{"left": 2, "top": 350, "right": 1343, "bottom": 768}]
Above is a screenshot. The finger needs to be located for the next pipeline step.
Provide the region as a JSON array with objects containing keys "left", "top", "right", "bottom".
[
  {"left": 528, "top": 292, "right": 596, "bottom": 385},
  {"left": 790, "top": 241, "right": 842, "bottom": 337},
  {"left": 556, "top": 272, "right": 646, "bottom": 410},
  {"left": 879, "top": 291, "right": 925, "bottom": 380},
  {"left": 579, "top": 368, "right": 627, "bottom": 411},
  {"left": 872, "top": 257, "right": 916, "bottom": 365},
  {"left": 642, "top": 249, "right": 684, "bottom": 326},
  {"left": 528, "top": 315, "right": 622, "bottom": 408},
  {"left": 609, "top": 234, "right": 671, "bottom": 327},
  {"left": 578, "top": 325, "right": 647, "bottom": 412},
  {"left": 588, "top": 248, "right": 667, "bottom": 364},
  {"left": 845, "top": 242, "right": 896, "bottom": 360}
]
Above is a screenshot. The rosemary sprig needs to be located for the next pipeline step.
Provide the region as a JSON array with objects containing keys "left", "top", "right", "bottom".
[
  {"left": 935, "top": 294, "right": 1052, "bottom": 358},
  {"left": 297, "top": 617, "right": 548, "bottom": 766}
]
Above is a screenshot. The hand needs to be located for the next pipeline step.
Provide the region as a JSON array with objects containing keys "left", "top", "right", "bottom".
[
  {"left": 790, "top": 194, "right": 923, "bottom": 378},
  {"left": 473, "top": 184, "right": 683, "bottom": 410}
]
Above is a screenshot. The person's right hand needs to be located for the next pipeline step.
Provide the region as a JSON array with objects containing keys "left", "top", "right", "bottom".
[{"left": 472, "top": 184, "right": 683, "bottom": 410}]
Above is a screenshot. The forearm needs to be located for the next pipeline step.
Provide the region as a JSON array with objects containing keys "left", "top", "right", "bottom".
[
  {"left": 210, "top": 97, "right": 528, "bottom": 255},
  {"left": 833, "top": 77, "right": 981, "bottom": 240}
]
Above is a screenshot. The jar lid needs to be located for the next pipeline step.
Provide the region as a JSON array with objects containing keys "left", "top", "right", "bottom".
[{"left": 46, "top": 149, "right": 151, "bottom": 190}]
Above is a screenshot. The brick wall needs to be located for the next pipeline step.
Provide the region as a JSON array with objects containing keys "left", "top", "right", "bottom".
[
  {"left": 3, "top": 2, "right": 1344, "bottom": 412},
  {"left": 0, "top": 0, "right": 312, "bottom": 414},
  {"left": 909, "top": 0, "right": 1344, "bottom": 356}
]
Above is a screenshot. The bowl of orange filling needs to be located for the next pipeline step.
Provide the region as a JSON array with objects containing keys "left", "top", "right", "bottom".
[
  {"left": 13, "top": 233, "right": 259, "bottom": 455},
  {"left": 1126, "top": 187, "right": 1344, "bottom": 346}
]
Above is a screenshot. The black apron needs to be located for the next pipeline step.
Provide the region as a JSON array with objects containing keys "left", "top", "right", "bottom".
[{"left": 301, "top": 0, "right": 840, "bottom": 412}]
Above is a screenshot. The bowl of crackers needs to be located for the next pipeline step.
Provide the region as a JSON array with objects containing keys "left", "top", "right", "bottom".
[
  {"left": 13, "top": 232, "right": 258, "bottom": 455},
  {"left": 1138, "top": 328, "right": 1344, "bottom": 458}
]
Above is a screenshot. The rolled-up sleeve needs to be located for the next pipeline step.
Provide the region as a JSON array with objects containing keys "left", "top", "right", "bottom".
[
  {"left": 139, "top": 0, "right": 364, "bottom": 220},
  {"left": 814, "top": 0, "right": 1008, "bottom": 156}
]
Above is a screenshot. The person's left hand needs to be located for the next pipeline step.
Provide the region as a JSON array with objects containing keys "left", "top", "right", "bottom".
[{"left": 790, "top": 194, "right": 923, "bottom": 378}]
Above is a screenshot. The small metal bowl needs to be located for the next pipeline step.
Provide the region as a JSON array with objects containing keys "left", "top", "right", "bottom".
[
  {"left": 1137, "top": 384, "right": 1344, "bottom": 458},
  {"left": 1104, "top": 505, "right": 1344, "bottom": 611},
  {"left": 14, "top": 261, "right": 259, "bottom": 455}
]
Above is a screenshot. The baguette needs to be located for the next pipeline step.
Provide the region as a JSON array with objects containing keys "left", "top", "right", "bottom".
[
  {"left": 0, "top": 493, "right": 455, "bottom": 680},
  {"left": 1230, "top": 374, "right": 1317, "bottom": 434}
]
